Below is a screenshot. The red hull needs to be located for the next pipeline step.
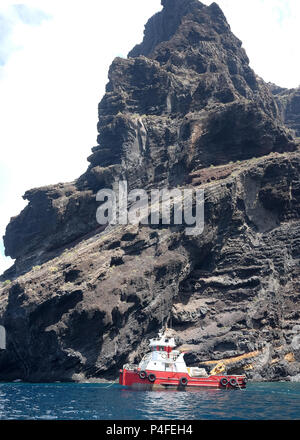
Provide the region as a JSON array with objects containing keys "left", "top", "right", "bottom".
[{"left": 119, "top": 369, "right": 246, "bottom": 390}]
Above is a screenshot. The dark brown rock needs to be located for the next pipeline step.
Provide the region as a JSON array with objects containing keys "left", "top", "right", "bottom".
[
  {"left": 3, "top": 0, "right": 296, "bottom": 276},
  {"left": 1, "top": 153, "right": 300, "bottom": 382},
  {"left": 1, "top": 0, "right": 300, "bottom": 382},
  {"left": 269, "top": 83, "right": 300, "bottom": 137}
]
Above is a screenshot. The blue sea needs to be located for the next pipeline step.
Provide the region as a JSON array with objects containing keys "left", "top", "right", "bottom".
[{"left": 0, "top": 382, "right": 299, "bottom": 420}]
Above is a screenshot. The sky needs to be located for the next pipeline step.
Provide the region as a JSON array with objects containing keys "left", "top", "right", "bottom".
[{"left": 0, "top": 0, "right": 299, "bottom": 275}]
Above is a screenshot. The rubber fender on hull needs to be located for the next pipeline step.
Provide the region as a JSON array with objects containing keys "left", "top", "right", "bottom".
[
  {"left": 139, "top": 371, "right": 147, "bottom": 380},
  {"left": 229, "top": 378, "right": 238, "bottom": 387},
  {"left": 180, "top": 377, "right": 188, "bottom": 386},
  {"left": 220, "top": 378, "right": 228, "bottom": 387},
  {"left": 148, "top": 373, "right": 156, "bottom": 382}
]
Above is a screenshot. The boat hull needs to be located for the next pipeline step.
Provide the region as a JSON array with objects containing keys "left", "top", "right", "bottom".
[{"left": 119, "top": 369, "right": 246, "bottom": 390}]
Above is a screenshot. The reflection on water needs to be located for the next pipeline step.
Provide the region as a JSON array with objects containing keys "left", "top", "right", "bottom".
[
  {"left": 122, "top": 387, "right": 227, "bottom": 419},
  {"left": 0, "top": 382, "right": 299, "bottom": 420}
]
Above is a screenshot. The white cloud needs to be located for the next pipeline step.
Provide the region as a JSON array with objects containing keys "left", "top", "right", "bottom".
[
  {"left": 13, "top": 4, "right": 50, "bottom": 26},
  {"left": 0, "top": 0, "right": 299, "bottom": 275},
  {"left": 0, "top": 2, "right": 51, "bottom": 66},
  {"left": 0, "top": 251, "right": 13, "bottom": 277}
]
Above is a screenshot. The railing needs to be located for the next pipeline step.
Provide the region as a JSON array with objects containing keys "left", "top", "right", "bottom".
[
  {"left": 142, "top": 352, "right": 180, "bottom": 363},
  {"left": 123, "top": 363, "right": 137, "bottom": 371},
  {"left": 141, "top": 353, "right": 151, "bottom": 362}
]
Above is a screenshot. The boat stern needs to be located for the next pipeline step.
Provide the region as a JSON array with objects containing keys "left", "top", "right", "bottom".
[{"left": 216, "top": 375, "right": 247, "bottom": 389}]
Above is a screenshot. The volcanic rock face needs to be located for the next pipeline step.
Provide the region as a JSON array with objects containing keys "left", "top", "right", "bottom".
[
  {"left": 1, "top": 0, "right": 300, "bottom": 382},
  {"left": 270, "top": 84, "right": 300, "bottom": 137},
  {"left": 4, "top": 0, "right": 296, "bottom": 278}
]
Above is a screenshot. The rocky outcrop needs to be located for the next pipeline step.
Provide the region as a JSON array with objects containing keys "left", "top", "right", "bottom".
[
  {"left": 1, "top": 153, "right": 300, "bottom": 382},
  {"left": 3, "top": 183, "right": 101, "bottom": 277},
  {"left": 3, "top": 0, "right": 296, "bottom": 279},
  {"left": 1, "top": 0, "right": 300, "bottom": 382},
  {"left": 269, "top": 83, "right": 300, "bottom": 137}
]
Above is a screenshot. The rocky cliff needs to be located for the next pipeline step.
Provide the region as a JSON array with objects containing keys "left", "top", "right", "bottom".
[
  {"left": 269, "top": 83, "right": 300, "bottom": 138},
  {"left": 1, "top": 0, "right": 300, "bottom": 383}
]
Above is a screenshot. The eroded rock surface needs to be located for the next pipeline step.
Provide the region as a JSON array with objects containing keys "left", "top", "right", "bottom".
[
  {"left": 269, "top": 83, "right": 300, "bottom": 138},
  {"left": 1, "top": 0, "right": 300, "bottom": 382},
  {"left": 3, "top": 0, "right": 296, "bottom": 279}
]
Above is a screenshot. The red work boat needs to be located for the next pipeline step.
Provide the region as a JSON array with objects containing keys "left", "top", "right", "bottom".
[{"left": 119, "top": 330, "right": 246, "bottom": 390}]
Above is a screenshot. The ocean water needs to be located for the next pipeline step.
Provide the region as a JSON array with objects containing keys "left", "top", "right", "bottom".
[{"left": 0, "top": 382, "right": 299, "bottom": 420}]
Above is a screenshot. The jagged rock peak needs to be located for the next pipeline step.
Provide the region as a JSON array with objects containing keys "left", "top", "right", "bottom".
[
  {"left": 2, "top": 0, "right": 297, "bottom": 279},
  {"left": 128, "top": 0, "right": 231, "bottom": 59},
  {"left": 270, "top": 84, "right": 300, "bottom": 137}
]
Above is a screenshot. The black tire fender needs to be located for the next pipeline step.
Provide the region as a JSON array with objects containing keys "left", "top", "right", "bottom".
[
  {"left": 229, "top": 378, "right": 238, "bottom": 387},
  {"left": 220, "top": 378, "right": 229, "bottom": 387},
  {"left": 180, "top": 377, "right": 188, "bottom": 386},
  {"left": 139, "top": 371, "right": 147, "bottom": 380},
  {"left": 148, "top": 373, "right": 156, "bottom": 383}
]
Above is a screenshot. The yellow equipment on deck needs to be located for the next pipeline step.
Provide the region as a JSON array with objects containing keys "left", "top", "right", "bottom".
[{"left": 210, "top": 362, "right": 226, "bottom": 375}]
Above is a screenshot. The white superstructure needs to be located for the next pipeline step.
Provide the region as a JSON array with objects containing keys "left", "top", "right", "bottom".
[{"left": 138, "top": 330, "right": 188, "bottom": 373}]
